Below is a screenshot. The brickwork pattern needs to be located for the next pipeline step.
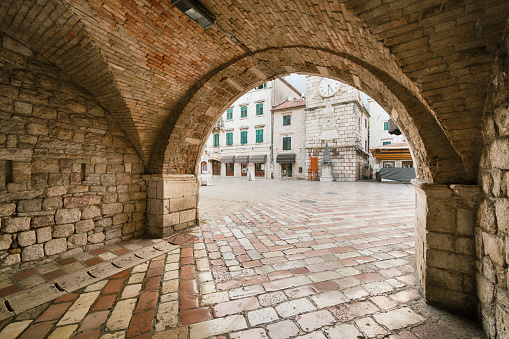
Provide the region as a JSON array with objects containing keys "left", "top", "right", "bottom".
[
  {"left": 0, "top": 33, "right": 146, "bottom": 266},
  {"left": 477, "top": 20, "right": 509, "bottom": 339},
  {"left": 2, "top": 0, "right": 502, "bottom": 183}
]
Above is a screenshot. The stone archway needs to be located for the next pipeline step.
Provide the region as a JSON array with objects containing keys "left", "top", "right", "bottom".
[{"left": 145, "top": 49, "right": 482, "bottom": 316}]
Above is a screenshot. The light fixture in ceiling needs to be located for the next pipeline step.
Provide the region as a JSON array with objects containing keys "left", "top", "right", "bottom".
[{"left": 171, "top": 0, "right": 215, "bottom": 29}]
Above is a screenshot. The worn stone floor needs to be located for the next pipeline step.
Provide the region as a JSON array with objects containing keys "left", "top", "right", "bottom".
[{"left": 0, "top": 177, "right": 486, "bottom": 338}]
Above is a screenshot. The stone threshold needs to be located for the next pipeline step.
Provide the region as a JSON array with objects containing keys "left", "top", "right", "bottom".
[{"left": 0, "top": 240, "right": 180, "bottom": 321}]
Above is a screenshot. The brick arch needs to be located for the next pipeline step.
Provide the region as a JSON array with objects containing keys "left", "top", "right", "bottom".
[
  {"left": 151, "top": 46, "right": 469, "bottom": 184},
  {"left": 0, "top": 0, "right": 145, "bottom": 165}
]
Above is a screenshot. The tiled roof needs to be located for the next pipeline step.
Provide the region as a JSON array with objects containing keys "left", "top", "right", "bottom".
[{"left": 273, "top": 98, "right": 306, "bottom": 110}]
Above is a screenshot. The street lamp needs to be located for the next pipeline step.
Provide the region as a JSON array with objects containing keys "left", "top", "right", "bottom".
[{"left": 171, "top": 0, "right": 215, "bottom": 29}]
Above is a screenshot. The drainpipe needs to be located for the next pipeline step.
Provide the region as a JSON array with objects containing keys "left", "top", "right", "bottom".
[{"left": 270, "top": 79, "right": 275, "bottom": 179}]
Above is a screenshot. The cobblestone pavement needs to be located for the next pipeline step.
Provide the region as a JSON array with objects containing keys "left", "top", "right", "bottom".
[{"left": 0, "top": 178, "right": 486, "bottom": 338}]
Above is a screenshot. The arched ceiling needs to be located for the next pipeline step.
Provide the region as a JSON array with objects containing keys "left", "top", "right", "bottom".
[{"left": 2, "top": 0, "right": 508, "bottom": 184}]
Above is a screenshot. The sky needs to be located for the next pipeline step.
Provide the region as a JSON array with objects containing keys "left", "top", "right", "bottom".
[{"left": 284, "top": 73, "right": 307, "bottom": 96}]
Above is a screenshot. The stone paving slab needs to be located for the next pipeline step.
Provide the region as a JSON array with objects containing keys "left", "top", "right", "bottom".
[{"left": 0, "top": 179, "right": 487, "bottom": 338}]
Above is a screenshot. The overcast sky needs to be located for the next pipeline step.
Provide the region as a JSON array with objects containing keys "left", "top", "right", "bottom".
[{"left": 285, "top": 73, "right": 307, "bottom": 96}]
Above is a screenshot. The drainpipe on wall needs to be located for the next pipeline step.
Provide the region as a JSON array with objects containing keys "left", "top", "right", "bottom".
[{"left": 270, "top": 79, "right": 275, "bottom": 179}]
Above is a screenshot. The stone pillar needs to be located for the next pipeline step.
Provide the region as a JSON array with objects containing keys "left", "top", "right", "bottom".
[
  {"left": 147, "top": 174, "right": 199, "bottom": 237},
  {"left": 413, "top": 179, "right": 482, "bottom": 315}
]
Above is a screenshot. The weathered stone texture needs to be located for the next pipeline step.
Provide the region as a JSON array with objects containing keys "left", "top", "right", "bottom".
[
  {"left": 413, "top": 180, "right": 481, "bottom": 315},
  {"left": 0, "top": 35, "right": 146, "bottom": 266},
  {"left": 477, "top": 20, "right": 509, "bottom": 339}
]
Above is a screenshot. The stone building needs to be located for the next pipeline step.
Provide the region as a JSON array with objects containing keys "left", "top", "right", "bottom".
[
  {"left": 1, "top": 1, "right": 509, "bottom": 337},
  {"left": 201, "top": 78, "right": 300, "bottom": 179},
  {"left": 305, "top": 76, "right": 370, "bottom": 181},
  {"left": 272, "top": 98, "right": 307, "bottom": 179}
]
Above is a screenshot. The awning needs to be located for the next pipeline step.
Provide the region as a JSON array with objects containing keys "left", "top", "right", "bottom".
[
  {"left": 276, "top": 153, "right": 296, "bottom": 163},
  {"left": 235, "top": 155, "right": 250, "bottom": 163},
  {"left": 221, "top": 155, "right": 235, "bottom": 163},
  {"left": 250, "top": 154, "right": 267, "bottom": 163}
]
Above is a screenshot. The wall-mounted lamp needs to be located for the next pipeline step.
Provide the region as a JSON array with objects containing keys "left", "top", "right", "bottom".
[
  {"left": 355, "top": 140, "right": 361, "bottom": 148},
  {"left": 171, "top": 0, "right": 215, "bottom": 29}
]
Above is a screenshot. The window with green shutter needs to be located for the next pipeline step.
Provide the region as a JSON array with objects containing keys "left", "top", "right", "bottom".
[
  {"left": 213, "top": 133, "right": 219, "bottom": 146},
  {"left": 383, "top": 141, "right": 391, "bottom": 145},
  {"left": 256, "top": 103, "right": 263, "bottom": 116},
  {"left": 384, "top": 121, "right": 388, "bottom": 130},
  {"left": 283, "top": 137, "right": 291, "bottom": 150},
  {"left": 226, "top": 108, "right": 233, "bottom": 120},
  {"left": 226, "top": 132, "right": 233, "bottom": 145},
  {"left": 283, "top": 115, "right": 291, "bottom": 126},
  {"left": 241, "top": 106, "right": 247, "bottom": 118},
  {"left": 256, "top": 129, "right": 263, "bottom": 143},
  {"left": 241, "top": 131, "right": 248, "bottom": 144}
]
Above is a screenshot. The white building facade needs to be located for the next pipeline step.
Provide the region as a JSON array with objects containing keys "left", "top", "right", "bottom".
[
  {"left": 272, "top": 99, "right": 307, "bottom": 180},
  {"left": 201, "top": 78, "right": 300, "bottom": 179},
  {"left": 367, "top": 99, "right": 411, "bottom": 172}
]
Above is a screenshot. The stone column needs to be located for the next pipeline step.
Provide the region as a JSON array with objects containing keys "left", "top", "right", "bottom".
[
  {"left": 147, "top": 174, "right": 199, "bottom": 237},
  {"left": 413, "top": 179, "right": 482, "bottom": 315}
]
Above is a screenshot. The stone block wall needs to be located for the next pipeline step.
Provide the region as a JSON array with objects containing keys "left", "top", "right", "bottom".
[
  {"left": 413, "top": 180, "right": 481, "bottom": 315},
  {"left": 0, "top": 34, "right": 147, "bottom": 266},
  {"left": 477, "top": 21, "right": 509, "bottom": 339},
  {"left": 147, "top": 175, "right": 199, "bottom": 237}
]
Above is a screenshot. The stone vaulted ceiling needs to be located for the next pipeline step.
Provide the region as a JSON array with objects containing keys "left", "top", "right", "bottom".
[{"left": 1, "top": 0, "right": 508, "bottom": 183}]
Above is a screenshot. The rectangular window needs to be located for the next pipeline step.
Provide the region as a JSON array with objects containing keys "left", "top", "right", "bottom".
[
  {"left": 283, "top": 137, "right": 291, "bottom": 150},
  {"left": 240, "top": 106, "right": 247, "bottom": 118},
  {"left": 256, "top": 129, "right": 263, "bottom": 143},
  {"left": 226, "top": 108, "right": 233, "bottom": 120},
  {"left": 383, "top": 141, "right": 391, "bottom": 145},
  {"left": 256, "top": 103, "right": 263, "bottom": 116},
  {"left": 365, "top": 118, "right": 367, "bottom": 128},
  {"left": 226, "top": 132, "right": 233, "bottom": 145},
  {"left": 283, "top": 115, "right": 291, "bottom": 126},
  {"left": 240, "top": 130, "right": 248, "bottom": 145},
  {"left": 384, "top": 121, "right": 388, "bottom": 130},
  {"left": 256, "top": 83, "right": 267, "bottom": 89},
  {"left": 213, "top": 133, "right": 219, "bottom": 146}
]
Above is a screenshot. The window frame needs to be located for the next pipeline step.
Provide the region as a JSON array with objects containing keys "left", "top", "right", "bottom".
[
  {"left": 240, "top": 130, "right": 248, "bottom": 145},
  {"left": 256, "top": 103, "right": 264, "bottom": 116},
  {"left": 256, "top": 128, "right": 263, "bottom": 143},
  {"left": 226, "top": 132, "right": 233, "bottom": 146},
  {"left": 283, "top": 137, "right": 291, "bottom": 150},
  {"left": 283, "top": 115, "right": 291, "bottom": 126},
  {"left": 240, "top": 106, "right": 248, "bottom": 118},
  {"left": 213, "top": 133, "right": 219, "bottom": 146},
  {"left": 226, "top": 108, "right": 233, "bottom": 120}
]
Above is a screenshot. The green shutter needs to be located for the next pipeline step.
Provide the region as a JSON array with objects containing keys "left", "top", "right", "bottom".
[
  {"left": 226, "top": 132, "right": 233, "bottom": 145},
  {"left": 241, "top": 131, "right": 247, "bottom": 144},
  {"left": 213, "top": 134, "right": 219, "bottom": 146},
  {"left": 256, "top": 103, "right": 263, "bottom": 116},
  {"left": 227, "top": 108, "right": 233, "bottom": 120},
  {"left": 384, "top": 122, "right": 388, "bottom": 130},
  {"left": 256, "top": 129, "right": 263, "bottom": 143},
  {"left": 241, "top": 106, "right": 247, "bottom": 118}
]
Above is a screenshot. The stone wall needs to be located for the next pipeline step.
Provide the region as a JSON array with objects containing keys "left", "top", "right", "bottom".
[
  {"left": 147, "top": 175, "right": 199, "bottom": 237},
  {"left": 477, "top": 20, "right": 509, "bottom": 339},
  {"left": 413, "top": 180, "right": 481, "bottom": 316},
  {"left": 0, "top": 34, "right": 147, "bottom": 266}
]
